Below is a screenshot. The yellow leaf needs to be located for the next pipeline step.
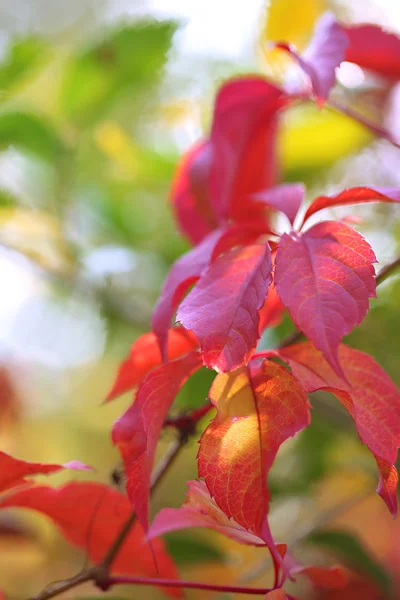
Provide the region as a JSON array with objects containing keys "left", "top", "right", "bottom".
[{"left": 279, "top": 104, "right": 373, "bottom": 174}]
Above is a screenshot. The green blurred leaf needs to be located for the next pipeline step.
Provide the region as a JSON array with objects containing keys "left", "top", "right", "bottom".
[
  {"left": 0, "top": 36, "right": 49, "bottom": 94},
  {"left": 165, "top": 531, "right": 224, "bottom": 566},
  {"left": 175, "top": 367, "right": 216, "bottom": 410},
  {"left": 307, "top": 529, "right": 394, "bottom": 596},
  {"left": 0, "top": 110, "right": 65, "bottom": 161},
  {"left": 61, "top": 20, "right": 178, "bottom": 125}
]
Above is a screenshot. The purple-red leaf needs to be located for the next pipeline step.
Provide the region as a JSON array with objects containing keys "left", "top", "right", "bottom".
[
  {"left": 0, "top": 451, "right": 90, "bottom": 493},
  {"left": 171, "top": 140, "right": 215, "bottom": 245},
  {"left": 150, "top": 479, "right": 266, "bottom": 546},
  {"left": 345, "top": 23, "right": 400, "bottom": 80},
  {"left": 209, "top": 77, "right": 286, "bottom": 222},
  {"left": 177, "top": 244, "right": 272, "bottom": 372},
  {"left": 106, "top": 327, "right": 198, "bottom": 401},
  {"left": 302, "top": 186, "right": 400, "bottom": 226},
  {"left": 252, "top": 183, "right": 305, "bottom": 225},
  {"left": 275, "top": 221, "right": 376, "bottom": 378},
  {"left": 0, "top": 482, "right": 181, "bottom": 596},
  {"left": 276, "top": 342, "right": 400, "bottom": 516},
  {"left": 275, "top": 12, "right": 348, "bottom": 105},
  {"left": 112, "top": 352, "right": 202, "bottom": 530}
]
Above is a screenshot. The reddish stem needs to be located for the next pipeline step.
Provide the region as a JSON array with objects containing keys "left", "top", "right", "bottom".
[{"left": 100, "top": 575, "right": 274, "bottom": 595}]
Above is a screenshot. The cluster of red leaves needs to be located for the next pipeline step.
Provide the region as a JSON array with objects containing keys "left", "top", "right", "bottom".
[{"left": 2, "top": 11, "right": 400, "bottom": 600}]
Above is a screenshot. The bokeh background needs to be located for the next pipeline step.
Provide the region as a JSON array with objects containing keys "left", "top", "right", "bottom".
[{"left": 0, "top": 0, "right": 400, "bottom": 598}]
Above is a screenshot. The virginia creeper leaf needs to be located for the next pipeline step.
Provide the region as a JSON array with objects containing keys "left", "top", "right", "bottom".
[
  {"left": 112, "top": 352, "right": 202, "bottom": 530},
  {"left": 252, "top": 183, "right": 305, "bottom": 225},
  {"left": 265, "top": 591, "right": 286, "bottom": 599},
  {"left": 277, "top": 342, "right": 400, "bottom": 516},
  {"left": 274, "top": 221, "right": 376, "bottom": 378},
  {"left": 0, "top": 451, "right": 90, "bottom": 493},
  {"left": 302, "top": 186, "right": 400, "bottom": 226},
  {"left": 106, "top": 327, "right": 198, "bottom": 401},
  {"left": 150, "top": 479, "right": 266, "bottom": 546},
  {"left": 197, "top": 361, "right": 311, "bottom": 537},
  {"left": 345, "top": 23, "right": 400, "bottom": 80},
  {"left": 0, "top": 482, "right": 181, "bottom": 596},
  {"left": 209, "top": 77, "right": 286, "bottom": 223},
  {"left": 258, "top": 283, "right": 286, "bottom": 334},
  {"left": 152, "top": 225, "right": 270, "bottom": 360},
  {"left": 177, "top": 244, "right": 272, "bottom": 372},
  {"left": 275, "top": 12, "right": 348, "bottom": 105},
  {"left": 171, "top": 140, "right": 215, "bottom": 245}
]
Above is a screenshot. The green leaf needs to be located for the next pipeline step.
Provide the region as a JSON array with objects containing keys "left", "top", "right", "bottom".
[
  {"left": 164, "top": 531, "right": 224, "bottom": 566},
  {"left": 0, "top": 110, "right": 65, "bottom": 161},
  {"left": 307, "top": 529, "right": 394, "bottom": 596},
  {"left": 61, "top": 20, "right": 178, "bottom": 125},
  {"left": 0, "top": 35, "right": 49, "bottom": 94}
]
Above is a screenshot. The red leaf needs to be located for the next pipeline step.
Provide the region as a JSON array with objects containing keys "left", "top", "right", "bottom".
[
  {"left": 301, "top": 566, "right": 349, "bottom": 590},
  {"left": 197, "top": 361, "right": 310, "bottom": 537},
  {"left": 265, "top": 590, "right": 286, "bottom": 599},
  {"left": 345, "top": 24, "right": 400, "bottom": 80},
  {"left": 149, "top": 479, "right": 266, "bottom": 546},
  {"left": 302, "top": 186, "right": 400, "bottom": 227},
  {"left": 258, "top": 283, "right": 286, "bottom": 334},
  {"left": 177, "top": 244, "right": 272, "bottom": 372},
  {"left": 0, "top": 451, "right": 90, "bottom": 494},
  {"left": 252, "top": 183, "right": 305, "bottom": 225},
  {"left": 171, "top": 140, "right": 215, "bottom": 245},
  {"left": 275, "top": 12, "right": 348, "bottom": 105},
  {"left": 274, "top": 221, "right": 376, "bottom": 378},
  {"left": 152, "top": 225, "right": 270, "bottom": 361},
  {"left": 112, "top": 352, "right": 202, "bottom": 530},
  {"left": 0, "top": 482, "right": 181, "bottom": 596},
  {"left": 106, "top": 327, "right": 198, "bottom": 401},
  {"left": 209, "top": 77, "right": 286, "bottom": 223},
  {"left": 276, "top": 342, "right": 400, "bottom": 516}
]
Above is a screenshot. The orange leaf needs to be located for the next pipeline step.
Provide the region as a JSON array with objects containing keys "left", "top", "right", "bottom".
[{"left": 198, "top": 361, "right": 310, "bottom": 538}]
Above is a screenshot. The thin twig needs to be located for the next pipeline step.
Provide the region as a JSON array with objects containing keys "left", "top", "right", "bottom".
[{"left": 100, "top": 574, "right": 274, "bottom": 595}]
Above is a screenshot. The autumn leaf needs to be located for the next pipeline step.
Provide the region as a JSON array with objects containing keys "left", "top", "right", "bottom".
[
  {"left": 177, "top": 244, "right": 272, "bottom": 372},
  {"left": 0, "top": 482, "right": 181, "bottom": 596},
  {"left": 275, "top": 12, "right": 348, "bottom": 105},
  {"left": 0, "top": 451, "right": 90, "bottom": 493},
  {"left": 265, "top": 590, "right": 286, "bottom": 599},
  {"left": 150, "top": 479, "right": 266, "bottom": 546},
  {"left": 171, "top": 140, "right": 215, "bottom": 245},
  {"left": 112, "top": 352, "right": 202, "bottom": 530},
  {"left": 209, "top": 77, "right": 286, "bottom": 223},
  {"left": 258, "top": 283, "right": 286, "bottom": 334},
  {"left": 252, "top": 183, "right": 305, "bottom": 225},
  {"left": 197, "top": 361, "right": 310, "bottom": 540},
  {"left": 345, "top": 23, "right": 400, "bottom": 80},
  {"left": 276, "top": 342, "right": 400, "bottom": 515},
  {"left": 274, "top": 221, "right": 376, "bottom": 378},
  {"left": 301, "top": 186, "right": 400, "bottom": 227},
  {"left": 106, "top": 327, "right": 198, "bottom": 401},
  {"left": 152, "top": 225, "right": 270, "bottom": 360}
]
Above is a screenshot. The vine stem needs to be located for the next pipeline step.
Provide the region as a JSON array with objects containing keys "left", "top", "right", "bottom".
[{"left": 100, "top": 575, "right": 274, "bottom": 595}]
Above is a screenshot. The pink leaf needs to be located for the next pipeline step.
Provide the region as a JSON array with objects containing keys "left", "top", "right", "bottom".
[
  {"left": 112, "top": 352, "right": 202, "bottom": 530},
  {"left": 171, "top": 140, "right": 215, "bottom": 245},
  {"left": 274, "top": 221, "right": 376, "bottom": 378},
  {"left": 302, "top": 186, "right": 400, "bottom": 227},
  {"left": 152, "top": 224, "right": 271, "bottom": 361},
  {"left": 106, "top": 327, "right": 198, "bottom": 401},
  {"left": 252, "top": 183, "right": 305, "bottom": 225},
  {"left": 0, "top": 451, "right": 90, "bottom": 494},
  {"left": 276, "top": 342, "right": 400, "bottom": 516},
  {"left": 345, "top": 23, "right": 400, "bottom": 80},
  {"left": 275, "top": 12, "right": 348, "bottom": 105},
  {"left": 177, "top": 244, "right": 272, "bottom": 372},
  {"left": 209, "top": 77, "right": 286, "bottom": 222},
  {"left": 149, "top": 479, "right": 266, "bottom": 546},
  {"left": 0, "top": 482, "right": 181, "bottom": 596}
]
